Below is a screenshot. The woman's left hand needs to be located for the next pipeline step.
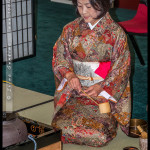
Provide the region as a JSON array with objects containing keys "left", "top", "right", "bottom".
[{"left": 80, "top": 83, "right": 103, "bottom": 97}]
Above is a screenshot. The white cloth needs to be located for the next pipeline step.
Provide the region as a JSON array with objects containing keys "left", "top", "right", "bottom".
[{"left": 88, "top": 17, "right": 103, "bottom": 30}]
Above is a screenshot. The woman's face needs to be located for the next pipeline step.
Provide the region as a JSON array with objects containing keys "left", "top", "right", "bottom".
[{"left": 77, "top": 0, "right": 101, "bottom": 25}]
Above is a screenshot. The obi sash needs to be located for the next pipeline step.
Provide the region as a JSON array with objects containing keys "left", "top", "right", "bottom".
[
  {"left": 72, "top": 59, "right": 111, "bottom": 87},
  {"left": 57, "top": 59, "right": 111, "bottom": 91}
]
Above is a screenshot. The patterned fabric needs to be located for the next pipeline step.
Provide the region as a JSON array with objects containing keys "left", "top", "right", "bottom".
[{"left": 51, "top": 12, "right": 131, "bottom": 147}]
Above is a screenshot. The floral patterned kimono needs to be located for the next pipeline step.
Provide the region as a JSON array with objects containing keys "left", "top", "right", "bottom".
[{"left": 51, "top": 12, "right": 131, "bottom": 147}]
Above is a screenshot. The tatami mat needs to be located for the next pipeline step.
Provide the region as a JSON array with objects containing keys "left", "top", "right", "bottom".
[
  {"left": 3, "top": 84, "right": 140, "bottom": 150},
  {"left": 3, "top": 83, "right": 53, "bottom": 112}
]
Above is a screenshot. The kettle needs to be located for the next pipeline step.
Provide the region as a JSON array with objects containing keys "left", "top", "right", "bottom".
[{"left": 3, "top": 113, "right": 28, "bottom": 148}]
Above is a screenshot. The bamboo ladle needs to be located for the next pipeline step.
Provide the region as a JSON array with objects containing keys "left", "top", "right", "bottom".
[
  {"left": 81, "top": 89, "right": 111, "bottom": 114},
  {"left": 137, "top": 125, "right": 148, "bottom": 139}
]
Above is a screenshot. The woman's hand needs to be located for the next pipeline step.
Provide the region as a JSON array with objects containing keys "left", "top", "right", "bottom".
[
  {"left": 65, "top": 72, "right": 82, "bottom": 93},
  {"left": 80, "top": 83, "right": 103, "bottom": 97}
]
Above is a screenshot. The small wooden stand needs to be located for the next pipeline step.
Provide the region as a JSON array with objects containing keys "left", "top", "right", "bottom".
[{"left": 39, "top": 141, "right": 61, "bottom": 150}]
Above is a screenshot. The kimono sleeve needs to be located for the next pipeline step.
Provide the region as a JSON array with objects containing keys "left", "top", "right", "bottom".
[
  {"left": 52, "top": 27, "right": 73, "bottom": 81},
  {"left": 101, "top": 29, "right": 131, "bottom": 102}
]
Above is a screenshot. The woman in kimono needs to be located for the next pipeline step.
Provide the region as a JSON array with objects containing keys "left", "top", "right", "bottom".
[{"left": 51, "top": 0, "right": 131, "bottom": 147}]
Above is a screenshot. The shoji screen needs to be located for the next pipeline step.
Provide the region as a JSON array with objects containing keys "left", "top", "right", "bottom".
[{"left": 2, "top": 0, "right": 36, "bottom": 63}]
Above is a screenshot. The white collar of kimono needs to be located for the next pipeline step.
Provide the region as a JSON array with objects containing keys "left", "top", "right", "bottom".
[{"left": 88, "top": 17, "right": 103, "bottom": 30}]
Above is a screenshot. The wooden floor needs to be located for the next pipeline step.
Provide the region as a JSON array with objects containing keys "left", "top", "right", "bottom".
[{"left": 39, "top": 141, "right": 62, "bottom": 150}]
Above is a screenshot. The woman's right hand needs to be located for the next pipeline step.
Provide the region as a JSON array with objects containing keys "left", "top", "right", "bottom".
[{"left": 65, "top": 72, "right": 82, "bottom": 93}]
